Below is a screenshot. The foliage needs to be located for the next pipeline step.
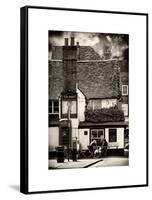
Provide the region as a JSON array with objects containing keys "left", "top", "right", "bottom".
[{"left": 85, "top": 106, "right": 124, "bottom": 122}]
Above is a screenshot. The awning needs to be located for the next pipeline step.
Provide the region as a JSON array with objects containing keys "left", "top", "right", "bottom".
[{"left": 79, "top": 121, "right": 128, "bottom": 128}]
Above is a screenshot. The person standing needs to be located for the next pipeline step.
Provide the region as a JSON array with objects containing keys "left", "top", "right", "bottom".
[
  {"left": 99, "top": 138, "right": 108, "bottom": 157},
  {"left": 89, "top": 140, "right": 97, "bottom": 158}
]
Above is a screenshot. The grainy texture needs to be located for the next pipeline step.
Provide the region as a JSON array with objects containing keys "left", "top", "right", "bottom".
[{"left": 49, "top": 59, "right": 126, "bottom": 99}]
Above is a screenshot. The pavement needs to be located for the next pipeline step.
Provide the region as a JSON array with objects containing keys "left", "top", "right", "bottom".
[
  {"left": 89, "top": 156, "right": 129, "bottom": 168},
  {"left": 49, "top": 156, "right": 129, "bottom": 169}
]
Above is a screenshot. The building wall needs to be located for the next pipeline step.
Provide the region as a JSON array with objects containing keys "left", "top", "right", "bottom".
[
  {"left": 120, "top": 71, "right": 129, "bottom": 119},
  {"left": 71, "top": 119, "right": 79, "bottom": 140},
  {"left": 105, "top": 128, "right": 124, "bottom": 149},
  {"left": 121, "top": 104, "right": 128, "bottom": 117},
  {"left": 48, "top": 126, "right": 125, "bottom": 151},
  {"left": 78, "top": 129, "right": 90, "bottom": 149},
  {"left": 77, "top": 87, "right": 86, "bottom": 121},
  {"left": 48, "top": 127, "right": 59, "bottom": 151},
  {"left": 117, "top": 128, "right": 124, "bottom": 148}
]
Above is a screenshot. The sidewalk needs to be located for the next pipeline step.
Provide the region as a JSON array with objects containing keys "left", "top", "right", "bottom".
[{"left": 49, "top": 158, "right": 103, "bottom": 169}]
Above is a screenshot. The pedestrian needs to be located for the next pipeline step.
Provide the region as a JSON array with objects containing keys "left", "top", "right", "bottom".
[
  {"left": 89, "top": 140, "right": 97, "bottom": 157},
  {"left": 99, "top": 138, "right": 108, "bottom": 157}
]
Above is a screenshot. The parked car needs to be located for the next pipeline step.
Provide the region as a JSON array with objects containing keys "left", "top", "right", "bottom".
[{"left": 124, "top": 143, "right": 129, "bottom": 157}]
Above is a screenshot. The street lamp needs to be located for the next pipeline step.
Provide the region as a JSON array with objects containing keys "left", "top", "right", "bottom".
[{"left": 67, "top": 101, "right": 71, "bottom": 161}]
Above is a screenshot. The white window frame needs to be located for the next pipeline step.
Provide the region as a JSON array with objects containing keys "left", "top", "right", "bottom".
[
  {"left": 122, "top": 85, "right": 128, "bottom": 96},
  {"left": 90, "top": 129, "right": 104, "bottom": 143},
  {"left": 49, "top": 100, "right": 59, "bottom": 114},
  {"left": 62, "top": 100, "right": 77, "bottom": 115}
]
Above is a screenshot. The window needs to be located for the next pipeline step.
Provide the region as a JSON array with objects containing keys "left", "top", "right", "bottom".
[
  {"left": 49, "top": 100, "right": 59, "bottom": 114},
  {"left": 84, "top": 131, "right": 88, "bottom": 135},
  {"left": 88, "top": 99, "right": 117, "bottom": 110},
  {"left": 88, "top": 100, "right": 102, "bottom": 110},
  {"left": 124, "top": 128, "right": 129, "bottom": 145},
  {"left": 62, "top": 100, "right": 76, "bottom": 114},
  {"left": 109, "top": 129, "right": 117, "bottom": 142},
  {"left": 91, "top": 129, "right": 104, "bottom": 145},
  {"left": 122, "top": 85, "right": 128, "bottom": 96}
]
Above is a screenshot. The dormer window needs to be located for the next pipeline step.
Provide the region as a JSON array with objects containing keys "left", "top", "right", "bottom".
[
  {"left": 122, "top": 85, "right": 128, "bottom": 96},
  {"left": 88, "top": 99, "right": 117, "bottom": 110}
]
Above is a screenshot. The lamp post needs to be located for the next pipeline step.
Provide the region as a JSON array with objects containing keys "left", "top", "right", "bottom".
[{"left": 67, "top": 101, "right": 71, "bottom": 161}]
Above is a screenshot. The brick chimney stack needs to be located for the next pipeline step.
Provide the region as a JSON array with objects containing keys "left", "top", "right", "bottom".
[
  {"left": 70, "top": 37, "right": 75, "bottom": 46},
  {"left": 64, "top": 38, "right": 69, "bottom": 46},
  {"left": 62, "top": 37, "right": 77, "bottom": 93}
]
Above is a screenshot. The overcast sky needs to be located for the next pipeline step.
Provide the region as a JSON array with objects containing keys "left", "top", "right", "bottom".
[{"left": 49, "top": 31, "right": 129, "bottom": 59}]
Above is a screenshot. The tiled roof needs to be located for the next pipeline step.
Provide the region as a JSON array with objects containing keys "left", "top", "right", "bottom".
[
  {"left": 49, "top": 45, "right": 127, "bottom": 100},
  {"left": 49, "top": 59, "right": 122, "bottom": 99},
  {"left": 79, "top": 46, "right": 101, "bottom": 60},
  {"left": 51, "top": 46, "right": 101, "bottom": 60},
  {"left": 49, "top": 61, "right": 64, "bottom": 99},
  {"left": 77, "top": 60, "right": 120, "bottom": 99},
  {"left": 119, "top": 59, "right": 128, "bottom": 72}
]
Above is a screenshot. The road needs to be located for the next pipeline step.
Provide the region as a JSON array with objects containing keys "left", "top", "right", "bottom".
[{"left": 89, "top": 156, "right": 129, "bottom": 167}]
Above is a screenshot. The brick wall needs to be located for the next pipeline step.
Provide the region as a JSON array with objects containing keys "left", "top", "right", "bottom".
[{"left": 62, "top": 46, "right": 77, "bottom": 92}]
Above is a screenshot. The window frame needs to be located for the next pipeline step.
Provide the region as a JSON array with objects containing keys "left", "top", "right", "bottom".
[
  {"left": 109, "top": 128, "right": 117, "bottom": 143},
  {"left": 49, "top": 99, "right": 59, "bottom": 114},
  {"left": 61, "top": 98, "right": 77, "bottom": 119},
  {"left": 122, "top": 85, "right": 128, "bottom": 96},
  {"left": 90, "top": 129, "right": 105, "bottom": 145}
]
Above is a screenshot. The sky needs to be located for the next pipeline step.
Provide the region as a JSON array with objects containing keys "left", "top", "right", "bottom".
[{"left": 49, "top": 31, "right": 129, "bottom": 59}]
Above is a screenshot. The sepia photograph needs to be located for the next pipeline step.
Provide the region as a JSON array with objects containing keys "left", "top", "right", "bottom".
[
  {"left": 48, "top": 31, "right": 129, "bottom": 169},
  {"left": 20, "top": 6, "right": 148, "bottom": 193}
]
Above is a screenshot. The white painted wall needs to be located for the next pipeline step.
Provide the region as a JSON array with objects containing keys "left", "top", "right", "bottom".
[
  {"left": 117, "top": 128, "right": 124, "bottom": 148},
  {"left": 122, "top": 103, "right": 128, "bottom": 116},
  {"left": 78, "top": 129, "right": 90, "bottom": 149},
  {"left": 105, "top": 128, "right": 109, "bottom": 142},
  {"left": 77, "top": 87, "right": 86, "bottom": 121},
  {"left": 105, "top": 128, "right": 124, "bottom": 149},
  {"left": 71, "top": 118, "right": 79, "bottom": 141},
  {"left": 48, "top": 127, "right": 59, "bottom": 151}
]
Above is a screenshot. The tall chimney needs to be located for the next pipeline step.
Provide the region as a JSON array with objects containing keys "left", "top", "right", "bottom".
[
  {"left": 62, "top": 37, "right": 77, "bottom": 92},
  {"left": 64, "top": 38, "right": 68, "bottom": 46},
  {"left": 70, "top": 37, "right": 75, "bottom": 46}
]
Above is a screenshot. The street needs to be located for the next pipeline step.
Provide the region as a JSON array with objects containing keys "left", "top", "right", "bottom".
[
  {"left": 89, "top": 156, "right": 129, "bottom": 168},
  {"left": 49, "top": 156, "right": 129, "bottom": 169}
]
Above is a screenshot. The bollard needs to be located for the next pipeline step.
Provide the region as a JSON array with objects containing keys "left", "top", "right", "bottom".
[{"left": 56, "top": 146, "right": 64, "bottom": 163}]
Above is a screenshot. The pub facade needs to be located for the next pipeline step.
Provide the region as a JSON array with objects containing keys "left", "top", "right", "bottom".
[{"left": 49, "top": 37, "right": 129, "bottom": 155}]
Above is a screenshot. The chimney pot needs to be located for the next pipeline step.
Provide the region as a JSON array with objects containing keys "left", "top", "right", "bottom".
[
  {"left": 64, "top": 38, "right": 68, "bottom": 46},
  {"left": 71, "top": 37, "right": 75, "bottom": 46}
]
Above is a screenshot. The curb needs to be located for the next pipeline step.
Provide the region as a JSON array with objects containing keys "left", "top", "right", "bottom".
[{"left": 83, "top": 159, "right": 103, "bottom": 168}]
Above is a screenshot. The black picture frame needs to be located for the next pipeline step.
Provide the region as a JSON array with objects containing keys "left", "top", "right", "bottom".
[{"left": 20, "top": 5, "right": 148, "bottom": 194}]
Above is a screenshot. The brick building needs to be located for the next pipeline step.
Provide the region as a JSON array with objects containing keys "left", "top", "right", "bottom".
[{"left": 48, "top": 37, "right": 129, "bottom": 155}]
